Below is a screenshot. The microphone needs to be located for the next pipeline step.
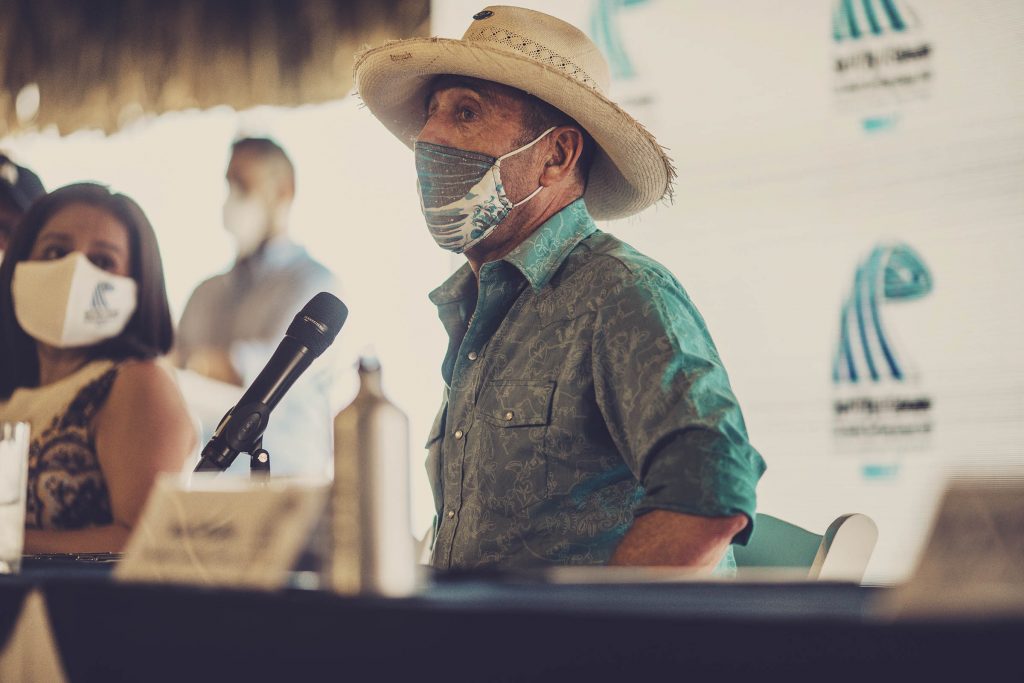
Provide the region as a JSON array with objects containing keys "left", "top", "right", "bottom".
[{"left": 194, "top": 292, "right": 348, "bottom": 473}]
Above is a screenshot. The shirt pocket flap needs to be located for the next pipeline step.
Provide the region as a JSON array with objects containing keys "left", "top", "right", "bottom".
[{"left": 479, "top": 380, "right": 555, "bottom": 428}]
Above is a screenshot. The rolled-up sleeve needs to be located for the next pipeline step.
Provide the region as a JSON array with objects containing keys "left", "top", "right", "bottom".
[{"left": 591, "top": 262, "right": 766, "bottom": 545}]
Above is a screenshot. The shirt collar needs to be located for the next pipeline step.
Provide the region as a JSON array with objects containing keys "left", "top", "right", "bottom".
[
  {"left": 502, "top": 198, "right": 597, "bottom": 292},
  {"left": 428, "top": 198, "right": 597, "bottom": 305},
  {"left": 429, "top": 261, "right": 475, "bottom": 306}
]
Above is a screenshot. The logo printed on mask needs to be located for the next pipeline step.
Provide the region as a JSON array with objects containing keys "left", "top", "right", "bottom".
[
  {"left": 12, "top": 252, "right": 137, "bottom": 348},
  {"left": 85, "top": 282, "right": 118, "bottom": 323},
  {"left": 414, "top": 127, "right": 555, "bottom": 253}
]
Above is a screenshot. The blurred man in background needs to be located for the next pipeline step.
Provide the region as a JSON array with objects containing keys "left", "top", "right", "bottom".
[
  {"left": 176, "top": 137, "right": 340, "bottom": 476},
  {"left": 0, "top": 154, "right": 46, "bottom": 257}
]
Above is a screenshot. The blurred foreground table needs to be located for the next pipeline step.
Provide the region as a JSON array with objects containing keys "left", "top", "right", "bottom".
[{"left": 0, "top": 566, "right": 1021, "bottom": 681}]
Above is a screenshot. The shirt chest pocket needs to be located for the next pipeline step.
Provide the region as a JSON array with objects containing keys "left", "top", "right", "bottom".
[{"left": 472, "top": 379, "right": 555, "bottom": 515}]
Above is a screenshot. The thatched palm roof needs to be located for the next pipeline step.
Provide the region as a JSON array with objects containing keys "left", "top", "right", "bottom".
[{"left": 0, "top": 0, "right": 429, "bottom": 135}]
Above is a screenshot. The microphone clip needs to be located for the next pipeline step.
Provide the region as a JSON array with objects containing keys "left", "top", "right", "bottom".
[
  {"left": 248, "top": 437, "right": 271, "bottom": 478},
  {"left": 194, "top": 402, "right": 273, "bottom": 475}
]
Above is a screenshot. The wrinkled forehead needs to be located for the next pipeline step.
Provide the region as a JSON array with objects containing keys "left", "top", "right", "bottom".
[{"left": 425, "top": 74, "right": 532, "bottom": 110}]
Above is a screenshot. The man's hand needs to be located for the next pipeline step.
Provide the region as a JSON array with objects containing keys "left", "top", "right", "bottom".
[{"left": 609, "top": 510, "right": 748, "bottom": 571}]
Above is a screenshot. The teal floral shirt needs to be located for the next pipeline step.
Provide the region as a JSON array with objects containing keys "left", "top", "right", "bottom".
[{"left": 426, "top": 199, "right": 765, "bottom": 570}]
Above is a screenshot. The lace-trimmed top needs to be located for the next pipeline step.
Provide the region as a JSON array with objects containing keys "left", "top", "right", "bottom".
[{"left": 0, "top": 360, "right": 121, "bottom": 530}]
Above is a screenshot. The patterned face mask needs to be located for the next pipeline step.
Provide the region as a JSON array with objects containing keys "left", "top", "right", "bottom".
[{"left": 415, "top": 127, "right": 555, "bottom": 253}]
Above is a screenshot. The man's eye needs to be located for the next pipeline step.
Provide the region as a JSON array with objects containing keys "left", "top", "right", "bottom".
[{"left": 458, "top": 107, "right": 477, "bottom": 122}]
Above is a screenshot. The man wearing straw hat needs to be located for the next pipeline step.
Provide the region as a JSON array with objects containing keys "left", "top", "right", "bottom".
[{"left": 355, "top": 6, "right": 765, "bottom": 571}]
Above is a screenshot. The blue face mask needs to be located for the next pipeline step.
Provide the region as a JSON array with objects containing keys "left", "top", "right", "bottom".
[{"left": 414, "top": 127, "right": 555, "bottom": 253}]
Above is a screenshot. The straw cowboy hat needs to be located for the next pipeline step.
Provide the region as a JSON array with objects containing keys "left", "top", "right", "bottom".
[{"left": 353, "top": 5, "right": 674, "bottom": 221}]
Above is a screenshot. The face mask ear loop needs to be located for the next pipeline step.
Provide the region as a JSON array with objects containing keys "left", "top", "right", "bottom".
[
  {"left": 496, "top": 127, "right": 558, "bottom": 164},
  {"left": 497, "top": 126, "right": 557, "bottom": 208},
  {"left": 511, "top": 183, "right": 545, "bottom": 209}
]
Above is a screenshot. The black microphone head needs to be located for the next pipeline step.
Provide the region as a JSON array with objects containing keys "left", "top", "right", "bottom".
[{"left": 286, "top": 292, "right": 348, "bottom": 356}]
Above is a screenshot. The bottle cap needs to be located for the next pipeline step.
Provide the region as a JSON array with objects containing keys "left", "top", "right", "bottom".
[{"left": 358, "top": 355, "right": 381, "bottom": 373}]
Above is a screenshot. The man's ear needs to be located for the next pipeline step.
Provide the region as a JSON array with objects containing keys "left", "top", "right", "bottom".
[{"left": 540, "top": 127, "right": 584, "bottom": 187}]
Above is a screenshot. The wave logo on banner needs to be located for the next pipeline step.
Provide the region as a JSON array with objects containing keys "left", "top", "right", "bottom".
[
  {"left": 832, "top": 0, "right": 918, "bottom": 42},
  {"left": 588, "top": 0, "right": 649, "bottom": 81},
  {"left": 587, "top": 0, "right": 657, "bottom": 114},
  {"left": 831, "top": 0, "right": 933, "bottom": 123},
  {"left": 832, "top": 243, "right": 934, "bottom": 450},
  {"left": 833, "top": 243, "right": 932, "bottom": 384}
]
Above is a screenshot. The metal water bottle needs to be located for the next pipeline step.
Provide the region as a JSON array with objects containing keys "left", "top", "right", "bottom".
[{"left": 329, "top": 356, "right": 416, "bottom": 595}]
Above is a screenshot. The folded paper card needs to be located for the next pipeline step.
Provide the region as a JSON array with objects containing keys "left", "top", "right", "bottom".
[{"left": 116, "top": 474, "right": 328, "bottom": 590}]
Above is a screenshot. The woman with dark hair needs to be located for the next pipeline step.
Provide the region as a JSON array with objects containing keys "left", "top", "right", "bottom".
[{"left": 0, "top": 182, "right": 195, "bottom": 552}]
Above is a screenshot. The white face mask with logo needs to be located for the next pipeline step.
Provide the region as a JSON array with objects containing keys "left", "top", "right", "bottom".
[
  {"left": 222, "top": 192, "right": 271, "bottom": 258},
  {"left": 12, "top": 252, "right": 138, "bottom": 348}
]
